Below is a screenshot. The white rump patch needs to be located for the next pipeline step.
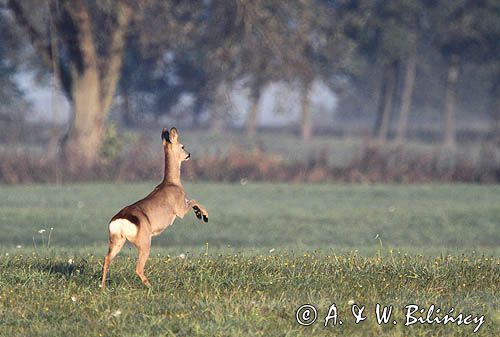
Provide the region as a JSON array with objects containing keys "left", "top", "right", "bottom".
[{"left": 109, "top": 218, "right": 138, "bottom": 240}]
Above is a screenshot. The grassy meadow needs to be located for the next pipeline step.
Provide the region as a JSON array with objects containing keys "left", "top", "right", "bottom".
[{"left": 0, "top": 182, "right": 499, "bottom": 336}]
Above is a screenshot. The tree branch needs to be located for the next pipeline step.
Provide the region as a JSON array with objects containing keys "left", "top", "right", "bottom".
[
  {"left": 99, "top": 2, "right": 133, "bottom": 113},
  {"left": 63, "top": 0, "right": 98, "bottom": 74},
  {"left": 7, "top": 0, "right": 52, "bottom": 66},
  {"left": 48, "top": 0, "right": 72, "bottom": 98}
]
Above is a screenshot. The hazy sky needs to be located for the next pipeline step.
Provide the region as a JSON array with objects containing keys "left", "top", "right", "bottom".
[{"left": 16, "top": 71, "right": 337, "bottom": 127}]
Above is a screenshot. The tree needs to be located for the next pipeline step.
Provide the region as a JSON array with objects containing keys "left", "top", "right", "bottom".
[
  {"left": 373, "top": 60, "right": 398, "bottom": 143},
  {"left": 199, "top": 0, "right": 242, "bottom": 133},
  {"left": 426, "top": 0, "right": 496, "bottom": 146},
  {"left": 117, "top": 37, "right": 186, "bottom": 127},
  {"left": 8, "top": 0, "right": 133, "bottom": 169},
  {"left": 466, "top": 0, "right": 500, "bottom": 143},
  {"left": 0, "top": 6, "right": 30, "bottom": 126},
  {"left": 395, "top": 30, "right": 417, "bottom": 143},
  {"left": 341, "top": 0, "right": 423, "bottom": 144},
  {"left": 394, "top": 1, "right": 423, "bottom": 143},
  {"left": 116, "top": 0, "right": 206, "bottom": 127},
  {"left": 117, "top": 0, "right": 248, "bottom": 132},
  {"left": 236, "top": 0, "right": 284, "bottom": 137},
  {"left": 188, "top": 0, "right": 290, "bottom": 134},
  {"left": 287, "top": 0, "right": 316, "bottom": 142},
  {"left": 277, "top": 0, "right": 334, "bottom": 141},
  {"left": 490, "top": 73, "right": 500, "bottom": 143},
  {"left": 442, "top": 54, "right": 459, "bottom": 146}
]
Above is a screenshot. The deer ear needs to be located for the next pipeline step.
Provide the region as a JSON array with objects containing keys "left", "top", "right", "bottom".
[
  {"left": 169, "top": 127, "right": 179, "bottom": 143},
  {"left": 161, "top": 127, "right": 169, "bottom": 145}
]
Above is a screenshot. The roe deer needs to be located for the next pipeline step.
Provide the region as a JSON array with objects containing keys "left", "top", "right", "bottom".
[{"left": 101, "top": 127, "right": 208, "bottom": 289}]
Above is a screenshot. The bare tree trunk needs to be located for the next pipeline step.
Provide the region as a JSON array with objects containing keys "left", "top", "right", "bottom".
[
  {"left": 122, "top": 90, "right": 134, "bottom": 127},
  {"left": 490, "top": 77, "right": 500, "bottom": 144},
  {"left": 245, "top": 85, "right": 260, "bottom": 137},
  {"left": 99, "top": 4, "right": 131, "bottom": 116},
  {"left": 8, "top": 0, "right": 132, "bottom": 170},
  {"left": 443, "top": 56, "right": 459, "bottom": 147},
  {"left": 493, "top": 100, "right": 500, "bottom": 144},
  {"left": 210, "top": 83, "right": 227, "bottom": 133},
  {"left": 374, "top": 61, "right": 398, "bottom": 144},
  {"left": 192, "top": 95, "right": 205, "bottom": 127},
  {"left": 301, "top": 80, "right": 313, "bottom": 142},
  {"left": 62, "top": 1, "right": 131, "bottom": 169},
  {"left": 396, "top": 41, "right": 417, "bottom": 143},
  {"left": 48, "top": 9, "right": 63, "bottom": 184},
  {"left": 63, "top": 67, "right": 104, "bottom": 170},
  {"left": 48, "top": 9, "right": 61, "bottom": 162}
]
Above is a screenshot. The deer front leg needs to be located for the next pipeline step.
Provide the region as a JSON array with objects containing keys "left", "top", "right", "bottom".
[{"left": 187, "top": 199, "right": 208, "bottom": 223}]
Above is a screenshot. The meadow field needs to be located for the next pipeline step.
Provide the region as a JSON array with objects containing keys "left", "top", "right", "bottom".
[{"left": 0, "top": 183, "right": 499, "bottom": 336}]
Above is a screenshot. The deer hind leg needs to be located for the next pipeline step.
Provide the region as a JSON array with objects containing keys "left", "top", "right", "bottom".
[
  {"left": 101, "top": 234, "right": 126, "bottom": 290},
  {"left": 134, "top": 236, "right": 152, "bottom": 287}
]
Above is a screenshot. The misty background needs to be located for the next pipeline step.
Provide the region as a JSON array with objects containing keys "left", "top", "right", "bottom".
[{"left": 1, "top": 0, "right": 499, "bottom": 184}]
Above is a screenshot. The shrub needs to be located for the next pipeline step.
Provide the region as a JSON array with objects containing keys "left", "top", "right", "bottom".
[{"left": 1, "top": 143, "right": 499, "bottom": 184}]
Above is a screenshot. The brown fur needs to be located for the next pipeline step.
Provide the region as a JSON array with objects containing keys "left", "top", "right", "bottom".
[{"left": 101, "top": 127, "right": 208, "bottom": 289}]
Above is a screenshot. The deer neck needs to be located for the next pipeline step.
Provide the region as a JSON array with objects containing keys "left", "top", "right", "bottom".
[{"left": 162, "top": 152, "right": 182, "bottom": 185}]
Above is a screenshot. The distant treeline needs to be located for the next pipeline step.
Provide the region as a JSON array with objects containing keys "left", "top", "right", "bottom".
[{"left": 0, "top": 0, "right": 499, "bottom": 170}]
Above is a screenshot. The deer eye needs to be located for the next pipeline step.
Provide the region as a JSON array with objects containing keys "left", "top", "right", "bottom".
[{"left": 181, "top": 145, "right": 185, "bottom": 149}]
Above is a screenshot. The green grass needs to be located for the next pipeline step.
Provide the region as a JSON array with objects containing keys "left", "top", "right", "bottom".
[
  {"left": 0, "top": 253, "right": 498, "bottom": 336},
  {"left": 0, "top": 183, "right": 499, "bottom": 336},
  {"left": 1, "top": 183, "right": 499, "bottom": 253}
]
